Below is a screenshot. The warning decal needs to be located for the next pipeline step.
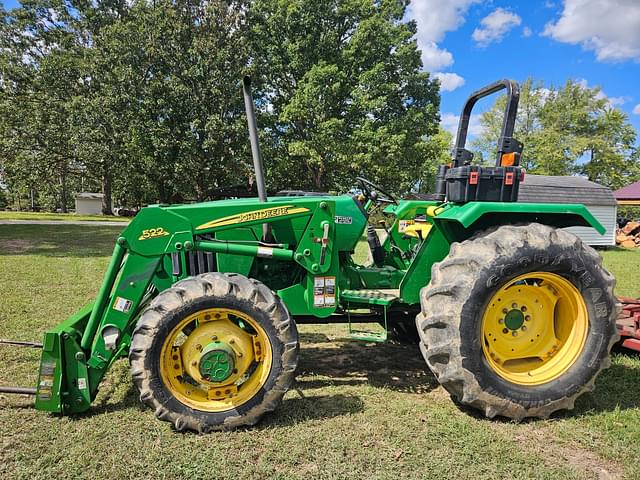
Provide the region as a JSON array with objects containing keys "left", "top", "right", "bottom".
[
  {"left": 313, "top": 276, "right": 336, "bottom": 307},
  {"left": 113, "top": 296, "right": 133, "bottom": 313}
]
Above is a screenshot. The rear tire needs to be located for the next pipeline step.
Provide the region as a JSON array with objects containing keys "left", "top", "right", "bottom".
[
  {"left": 129, "top": 272, "right": 298, "bottom": 432},
  {"left": 416, "top": 223, "right": 618, "bottom": 420}
]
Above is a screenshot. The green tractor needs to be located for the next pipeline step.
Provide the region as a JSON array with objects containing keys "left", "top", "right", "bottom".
[{"left": 2, "top": 78, "right": 618, "bottom": 432}]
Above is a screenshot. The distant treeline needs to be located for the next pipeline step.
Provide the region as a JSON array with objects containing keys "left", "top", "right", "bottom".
[{"left": 0, "top": 0, "right": 443, "bottom": 213}]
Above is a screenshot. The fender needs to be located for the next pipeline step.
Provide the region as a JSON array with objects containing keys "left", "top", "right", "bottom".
[{"left": 432, "top": 201, "right": 605, "bottom": 242}]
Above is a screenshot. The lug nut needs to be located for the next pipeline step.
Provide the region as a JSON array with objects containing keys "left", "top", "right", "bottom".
[
  {"left": 498, "top": 318, "right": 504, "bottom": 324},
  {"left": 512, "top": 303, "right": 518, "bottom": 309},
  {"left": 502, "top": 328, "right": 509, "bottom": 334},
  {"left": 521, "top": 325, "right": 527, "bottom": 331},
  {"left": 521, "top": 306, "right": 527, "bottom": 312},
  {"left": 191, "top": 361, "right": 197, "bottom": 367},
  {"left": 525, "top": 315, "right": 531, "bottom": 321},
  {"left": 512, "top": 331, "right": 518, "bottom": 337},
  {"left": 195, "top": 344, "right": 202, "bottom": 351},
  {"left": 502, "top": 308, "right": 508, "bottom": 314}
]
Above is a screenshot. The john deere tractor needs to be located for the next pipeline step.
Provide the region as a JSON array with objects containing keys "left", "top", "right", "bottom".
[{"left": 2, "top": 78, "right": 617, "bottom": 432}]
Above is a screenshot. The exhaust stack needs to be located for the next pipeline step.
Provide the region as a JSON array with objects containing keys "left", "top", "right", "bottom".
[{"left": 242, "top": 76, "right": 268, "bottom": 204}]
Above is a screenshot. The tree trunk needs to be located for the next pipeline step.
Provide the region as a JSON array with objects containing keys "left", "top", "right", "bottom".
[
  {"left": 59, "top": 172, "right": 68, "bottom": 213},
  {"left": 102, "top": 173, "right": 113, "bottom": 215}
]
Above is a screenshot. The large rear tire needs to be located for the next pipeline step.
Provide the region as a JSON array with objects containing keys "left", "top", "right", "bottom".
[
  {"left": 416, "top": 223, "right": 618, "bottom": 420},
  {"left": 129, "top": 272, "right": 298, "bottom": 432}
]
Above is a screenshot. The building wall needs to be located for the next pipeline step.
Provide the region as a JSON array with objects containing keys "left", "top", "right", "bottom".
[
  {"left": 564, "top": 205, "right": 617, "bottom": 246},
  {"left": 75, "top": 198, "right": 103, "bottom": 215}
]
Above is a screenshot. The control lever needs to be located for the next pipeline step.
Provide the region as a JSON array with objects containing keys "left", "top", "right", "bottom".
[{"left": 319, "top": 222, "right": 330, "bottom": 265}]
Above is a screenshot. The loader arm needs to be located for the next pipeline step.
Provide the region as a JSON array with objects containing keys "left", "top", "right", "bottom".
[{"left": 34, "top": 196, "right": 346, "bottom": 414}]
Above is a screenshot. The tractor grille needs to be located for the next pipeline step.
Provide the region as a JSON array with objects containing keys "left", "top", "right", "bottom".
[
  {"left": 171, "top": 234, "right": 217, "bottom": 277},
  {"left": 185, "top": 249, "right": 216, "bottom": 276}
]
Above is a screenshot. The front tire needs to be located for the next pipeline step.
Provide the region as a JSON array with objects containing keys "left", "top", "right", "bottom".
[
  {"left": 129, "top": 273, "right": 298, "bottom": 432},
  {"left": 416, "top": 223, "right": 618, "bottom": 420}
]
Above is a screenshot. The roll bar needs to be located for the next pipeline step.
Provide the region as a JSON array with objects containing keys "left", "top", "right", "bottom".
[{"left": 452, "top": 79, "right": 522, "bottom": 167}]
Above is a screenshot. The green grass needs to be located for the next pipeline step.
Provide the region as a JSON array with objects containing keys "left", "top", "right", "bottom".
[
  {"left": 0, "top": 225, "right": 639, "bottom": 479},
  {"left": 0, "top": 211, "right": 130, "bottom": 222},
  {"left": 601, "top": 248, "right": 640, "bottom": 298}
]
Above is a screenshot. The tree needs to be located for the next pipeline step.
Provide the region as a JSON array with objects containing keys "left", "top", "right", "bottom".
[
  {"left": 473, "top": 78, "right": 639, "bottom": 188},
  {"left": 250, "top": 0, "right": 441, "bottom": 194},
  {"left": 0, "top": 0, "right": 446, "bottom": 211}
]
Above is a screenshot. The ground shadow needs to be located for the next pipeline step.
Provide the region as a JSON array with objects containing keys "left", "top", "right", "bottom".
[
  {"left": 259, "top": 394, "right": 365, "bottom": 428},
  {"left": 0, "top": 224, "right": 122, "bottom": 257},
  {"left": 297, "top": 331, "right": 439, "bottom": 395}
]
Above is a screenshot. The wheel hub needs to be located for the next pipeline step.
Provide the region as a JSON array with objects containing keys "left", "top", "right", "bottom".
[
  {"left": 481, "top": 272, "right": 588, "bottom": 386},
  {"left": 199, "top": 341, "right": 236, "bottom": 382},
  {"left": 504, "top": 308, "right": 525, "bottom": 331}
]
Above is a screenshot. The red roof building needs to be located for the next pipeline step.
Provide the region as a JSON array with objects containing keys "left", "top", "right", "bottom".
[{"left": 614, "top": 181, "right": 640, "bottom": 206}]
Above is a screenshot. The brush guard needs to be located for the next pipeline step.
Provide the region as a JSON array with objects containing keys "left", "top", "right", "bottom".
[{"left": 0, "top": 339, "right": 42, "bottom": 396}]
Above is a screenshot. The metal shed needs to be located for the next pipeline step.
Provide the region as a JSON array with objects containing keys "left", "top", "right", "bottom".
[
  {"left": 75, "top": 192, "right": 104, "bottom": 215},
  {"left": 518, "top": 175, "right": 617, "bottom": 246}
]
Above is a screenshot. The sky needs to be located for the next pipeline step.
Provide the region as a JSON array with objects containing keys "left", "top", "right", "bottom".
[
  {"left": 2, "top": 0, "right": 640, "bottom": 141},
  {"left": 405, "top": 0, "right": 640, "bottom": 140}
]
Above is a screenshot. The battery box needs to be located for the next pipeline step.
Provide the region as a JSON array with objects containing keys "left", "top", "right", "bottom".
[{"left": 445, "top": 165, "right": 522, "bottom": 203}]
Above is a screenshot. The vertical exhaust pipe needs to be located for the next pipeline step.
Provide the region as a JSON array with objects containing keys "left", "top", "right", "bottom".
[
  {"left": 242, "top": 76, "right": 268, "bottom": 203},
  {"left": 242, "top": 76, "right": 270, "bottom": 239}
]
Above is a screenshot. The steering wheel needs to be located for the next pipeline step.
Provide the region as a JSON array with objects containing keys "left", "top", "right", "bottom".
[{"left": 356, "top": 177, "right": 398, "bottom": 205}]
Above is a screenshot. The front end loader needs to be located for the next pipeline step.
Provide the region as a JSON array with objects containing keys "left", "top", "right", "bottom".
[{"left": 1, "top": 78, "right": 618, "bottom": 432}]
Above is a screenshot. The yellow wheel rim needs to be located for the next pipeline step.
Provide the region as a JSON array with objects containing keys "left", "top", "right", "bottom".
[
  {"left": 159, "top": 307, "right": 272, "bottom": 412},
  {"left": 481, "top": 272, "right": 588, "bottom": 386}
]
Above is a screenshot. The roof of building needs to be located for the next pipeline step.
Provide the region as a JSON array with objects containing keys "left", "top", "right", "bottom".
[
  {"left": 518, "top": 175, "right": 617, "bottom": 207},
  {"left": 75, "top": 192, "right": 104, "bottom": 200},
  {"left": 613, "top": 180, "right": 640, "bottom": 201}
]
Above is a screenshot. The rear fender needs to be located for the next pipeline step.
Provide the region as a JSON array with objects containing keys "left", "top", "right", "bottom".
[
  {"left": 432, "top": 202, "right": 604, "bottom": 242},
  {"left": 398, "top": 202, "right": 603, "bottom": 305}
]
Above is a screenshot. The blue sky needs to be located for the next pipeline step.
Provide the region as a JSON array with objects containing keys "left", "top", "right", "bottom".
[
  {"left": 3, "top": 0, "right": 640, "bottom": 140},
  {"left": 406, "top": 0, "right": 640, "bottom": 139}
]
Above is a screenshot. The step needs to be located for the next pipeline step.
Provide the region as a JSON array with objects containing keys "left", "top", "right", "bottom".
[{"left": 341, "top": 288, "right": 399, "bottom": 306}]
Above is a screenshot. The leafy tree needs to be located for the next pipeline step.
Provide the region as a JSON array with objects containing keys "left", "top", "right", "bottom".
[
  {"left": 250, "top": 0, "right": 441, "bottom": 194},
  {"left": 0, "top": 0, "right": 445, "bottom": 211}
]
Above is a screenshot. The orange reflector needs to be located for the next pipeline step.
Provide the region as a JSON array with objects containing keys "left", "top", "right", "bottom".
[
  {"left": 505, "top": 172, "right": 514, "bottom": 185},
  {"left": 501, "top": 152, "right": 516, "bottom": 166}
]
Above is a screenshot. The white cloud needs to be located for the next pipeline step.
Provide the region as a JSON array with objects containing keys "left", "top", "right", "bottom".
[
  {"left": 543, "top": 0, "right": 640, "bottom": 62},
  {"left": 407, "top": 0, "right": 480, "bottom": 70},
  {"left": 472, "top": 8, "right": 522, "bottom": 47},
  {"left": 441, "top": 112, "right": 484, "bottom": 137},
  {"left": 522, "top": 26, "right": 533, "bottom": 38},
  {"left": 607, "top": 96, "right": 626, "bottom": 106},
  {"left": 420, "top": 42, "right": 454, "bottom": 70},
  {"left": 576, "top": 78, "right": 626, "bottom": 108},
  {"left": 633, "top": 104, "right": 640, "bottom": 115},
  {"left": 433, "top": 72, "right": 465, "bottom": 92}
]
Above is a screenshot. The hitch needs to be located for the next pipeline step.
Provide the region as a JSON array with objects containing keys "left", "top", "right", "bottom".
[{"left": 0, "top": 338, "right": 43, "bottom": 396}]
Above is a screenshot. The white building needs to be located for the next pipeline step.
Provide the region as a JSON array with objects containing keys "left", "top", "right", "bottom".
[
  {"left": 518, "top": 175, "right": 617, "bottom": 247},
  {"left": 75, "top": 192, "right": 104, "bottom": 215}
]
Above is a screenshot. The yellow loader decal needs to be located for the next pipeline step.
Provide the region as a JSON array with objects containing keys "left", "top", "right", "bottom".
[
  {"left": 196, "top": 205, "right": 311, "bottom": 230},
  {"left": 138, "top": 227, "right": 170, "bottom": 241}
]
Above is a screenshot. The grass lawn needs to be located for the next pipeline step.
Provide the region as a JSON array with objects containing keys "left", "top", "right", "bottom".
[
  {"left": 1, "top": 224, "right": 639, "bottom": 479},
  {"left": 0, "top": 211, "right": 130, "bottom": 222}
]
